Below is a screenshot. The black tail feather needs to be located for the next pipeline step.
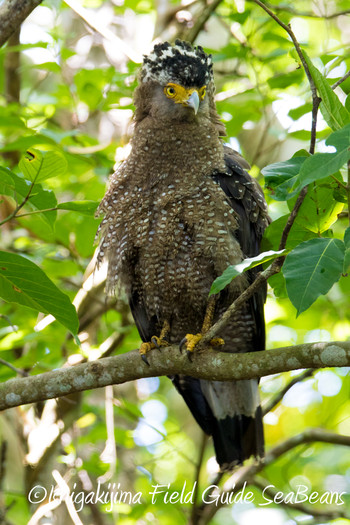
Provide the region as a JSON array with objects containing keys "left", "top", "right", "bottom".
[{"left": 211, "top": 407, "right": 264, "bottom": 470}]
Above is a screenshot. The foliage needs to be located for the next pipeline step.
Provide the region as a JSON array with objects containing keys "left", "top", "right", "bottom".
[{"left": 0, "top": 0, "right": 350, "bottom": 524}]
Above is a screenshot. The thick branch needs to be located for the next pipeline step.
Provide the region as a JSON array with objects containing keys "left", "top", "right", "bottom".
[
  {"left": 1, "top": 341, "right": 350, "bottom": 411},
  {"left": 0, "top": 0, "right": 43, "bottom": 48}
]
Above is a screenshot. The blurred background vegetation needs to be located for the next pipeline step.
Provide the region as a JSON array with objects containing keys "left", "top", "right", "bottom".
[{"left": 0, "top": 0, "right": 350, "bottom": 523}]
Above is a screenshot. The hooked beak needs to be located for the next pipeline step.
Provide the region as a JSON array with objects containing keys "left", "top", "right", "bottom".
[{"left": 185, "top": 90, "right": 200, "bottom": 114}]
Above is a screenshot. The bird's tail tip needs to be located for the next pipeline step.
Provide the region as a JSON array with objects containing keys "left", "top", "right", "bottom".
[{"left": 212, "top": 406, "right": 264, "bottom": 471}]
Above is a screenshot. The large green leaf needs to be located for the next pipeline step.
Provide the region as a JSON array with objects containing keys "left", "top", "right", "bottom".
[
  {"left": 303, "top": 52, "right": 350, "bottom": 130},
  {"left": 0, "top": 167, "right": 16, "bottom": 195},
  {"left": 19, "top": 148, "right": 68, "bottom": 183},
  {"left": 261, "top": 214, "right": 318, "bottom": 252},
  {"left": 210, "top": 250, "right": 286, "bottom": 295},
  {"left": 291, "top": 177, "right": 344, "bottom": 234},
  {"left": 283, "top": 238, "right": 345, "bottom": 315},
  {"left": 3, "top": 172, "right": 57, "bottom": 228},
  {"left": 297, "top": 124, "right": 350, "bottom": 188},
  {"left": 262, "top": 156, "right": 307, "bottom": 201},
  {"left": 0, "top": 251, "right": 79, "bottom": 336}
]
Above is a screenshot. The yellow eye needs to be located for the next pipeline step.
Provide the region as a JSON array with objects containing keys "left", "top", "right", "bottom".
[
  {"left": 199, "top": 86, "right": 206, "bottom": 100},
  {"left": 165, "top": 85, "right": 177, "bottom": 98}
]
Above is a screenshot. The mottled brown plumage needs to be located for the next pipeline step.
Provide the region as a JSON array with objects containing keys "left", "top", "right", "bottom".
[{"left": 96, "top": 40, "right": 269, "bottom": 469}]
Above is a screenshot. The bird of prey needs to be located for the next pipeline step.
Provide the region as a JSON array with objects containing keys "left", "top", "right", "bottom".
[{"left": 96, "top": 40, "right": 269, "bottom": 470}]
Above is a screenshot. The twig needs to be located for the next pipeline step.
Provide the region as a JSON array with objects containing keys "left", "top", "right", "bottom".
[
  {"left": 250, "top": 0, "right": 321, "bottom": 154},
  {"left": 63, "top": 0, "right": 142, "bottom": 63},
  {"left": 201, "top": 265, "right": 277, "bottom": 346},
  {"left": 0, "top": 178, "right": 37, "bottom": 226},
  {"left": 181, "top": 0, "right": 224, "bottom": 43},
  {"left": 99, "top": 385, "right": 117, "bottom": 483},
  {"left": 260, "top": 2, "right": 350, "bottom": 20},
  {"left": 0, "top": 340, "right": 350, "bottom": 411},
  {"left": 278, "top": 186, "right": 309, "bottom": 251},
  {"left": 262, "top": 369, "right": 314, "bottom": 416},
  {"left": 331, "top": 70, "right": 350, "bottom": 90},
  {"left": 190, "top": 432, "right": 208, "bottom": 525},
  {"left": 0, "top": 358, "right": 27, "bottom": 377}
]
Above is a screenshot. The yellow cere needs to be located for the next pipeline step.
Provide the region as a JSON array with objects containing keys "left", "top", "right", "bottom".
[{"left": 164, "top": 83, "right": 206, "bottom": 104}]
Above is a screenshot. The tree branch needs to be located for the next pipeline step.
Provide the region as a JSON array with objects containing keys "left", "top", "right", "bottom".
[
  {"left": 0, "top": 0, "right": 43, "bottom": 48},
  {"left": 1, "top": 341, "right": 350, "bottom": 411},
  {"left": 181, "top": 0, "right": 223, "bottom": 44},
  {"left": 262, "top": 368, "right": 314, "bottom": 416},
  {"left": 261, "top": 2, "right": 350, "bottom": 20}
]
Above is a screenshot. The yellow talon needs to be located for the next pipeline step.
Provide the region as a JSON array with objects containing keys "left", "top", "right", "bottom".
[
  {"left": 140, "top": 342, "right": 154, "bottom": 355},
  {"left": 184, "top": 333, "right": 203, "bottom": 353},
  {"left": 139, "top": 321, "right": 170, "bottom": 365},
  {"left": 210, "top": 337, "right": 225, "bottom": 347}
]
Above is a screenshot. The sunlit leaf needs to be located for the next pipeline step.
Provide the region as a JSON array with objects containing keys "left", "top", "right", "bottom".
[
  {"left": 297, "top": 124, "right": 350, "bottom": 188},
  {"left": 290, "top": 177, "right": 344, "bottom": 233},
  {"left": 0, "top": 251, "right": 79, "bottom": 336},
  {"left": 283, "top": 238, "right": 345, "bottom": 315},
  {"left": 210, "top": 250, "right": 286, "bottom": 295},
  {"left": 19, "top": 148, "right": 68, "bottom": 183},
  {"left": 262, "top": 157, "right": 307, "bottom": 200},
  {"left": 303, "top": 52, "right": 350, "bottom": 130}
]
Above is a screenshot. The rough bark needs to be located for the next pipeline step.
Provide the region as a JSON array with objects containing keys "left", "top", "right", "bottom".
[{"left": 1, "top": 340, "right": 349, "bottom": 411}]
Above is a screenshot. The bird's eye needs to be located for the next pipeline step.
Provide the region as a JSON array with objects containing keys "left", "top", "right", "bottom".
[
  {"left": 165, "top": 85, "right": 177, "bottom": 98},
  {"left": 199, "top": 86, "right": 206, "bottom": 100}
]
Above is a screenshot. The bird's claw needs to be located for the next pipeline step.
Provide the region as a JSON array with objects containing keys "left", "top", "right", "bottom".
[
  {"left": 179, "top": 336, "right": 187, "bottom": 353},
  {"left": 179, "top": 333, "right": 202, "bottom": 360},
  {"left": 179, "top": 333, "right": 225, "bottom": 360},
  {"left": 140, "top": 336, "right": 169, "bottom": 364},
  {"left": 141, "top": 354, "right": 150, "bottom": 366},
  {"left": 151, "top": 335, "right": 168, "bottom": 350}
]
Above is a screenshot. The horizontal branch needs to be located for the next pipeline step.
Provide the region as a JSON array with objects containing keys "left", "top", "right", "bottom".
[{"left": 1, "top": 341, "right": 350, "bottom": 411}]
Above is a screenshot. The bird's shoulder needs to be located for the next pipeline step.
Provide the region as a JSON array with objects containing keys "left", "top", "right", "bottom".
[{"left": 212, "top": 145, "right": 269, "bottom": 257}]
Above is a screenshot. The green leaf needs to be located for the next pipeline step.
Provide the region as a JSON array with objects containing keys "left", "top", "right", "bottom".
[
  {"left": 5, "top": 172, "right": 57, "bottom": 228},
  {"left": 262, "top": 157, "right": 307, "bottom": 201},
  {"left": 57, "top": 200, "right": 99, "bottom": 216},
  {"left": 297, "top": 124, "right": 350, "bottom": 188},
  {"left": 344, "top": 227, "right": 350, "bottom": 248},
  {"left": 261, "top": 214, "right": 317, "bottom": 252},
  {"left": 0, "top": 167, "right": 16, "bottom": 195},
  {"left": 283, "top": 238, "right": 345, "bottom": 315},
  {"left": 303, "top": 52, "right": 350, "bottom": 130},
  {"left": 0, "top": 251, "right": 79, "bottom": 336},
  {"left": 19, "top": 148, "right": 68, "bottom": 183},
  {"left": 344, "top": 228, "right": 350, "bottom": 273},
  {"left": 210, "top": 250, "right": 286, "bottom": 295},
  {"left": 291, "top": 177, "right": 344, "bottom": 234}
]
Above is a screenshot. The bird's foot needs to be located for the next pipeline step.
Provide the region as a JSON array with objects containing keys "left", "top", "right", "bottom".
[
  {"left": 139, "top": 336, "right": 169, "bottom": 366},
  {"left": 179, "top": 333, "right": 224, "bottom": 361}
]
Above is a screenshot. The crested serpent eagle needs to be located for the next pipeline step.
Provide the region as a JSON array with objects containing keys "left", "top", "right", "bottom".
[{"left": 96, "top": 40, "right": 269, "bottom": 470}]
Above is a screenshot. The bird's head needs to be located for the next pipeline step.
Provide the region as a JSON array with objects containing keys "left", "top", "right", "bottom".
[{"left": 134, "top": 40, "right": 215, "bottom": 122}]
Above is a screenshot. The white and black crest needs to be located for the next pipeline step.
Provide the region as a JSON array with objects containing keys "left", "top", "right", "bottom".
[{"left": 140, "top": 39, "right": 213, "bottom": 87}]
